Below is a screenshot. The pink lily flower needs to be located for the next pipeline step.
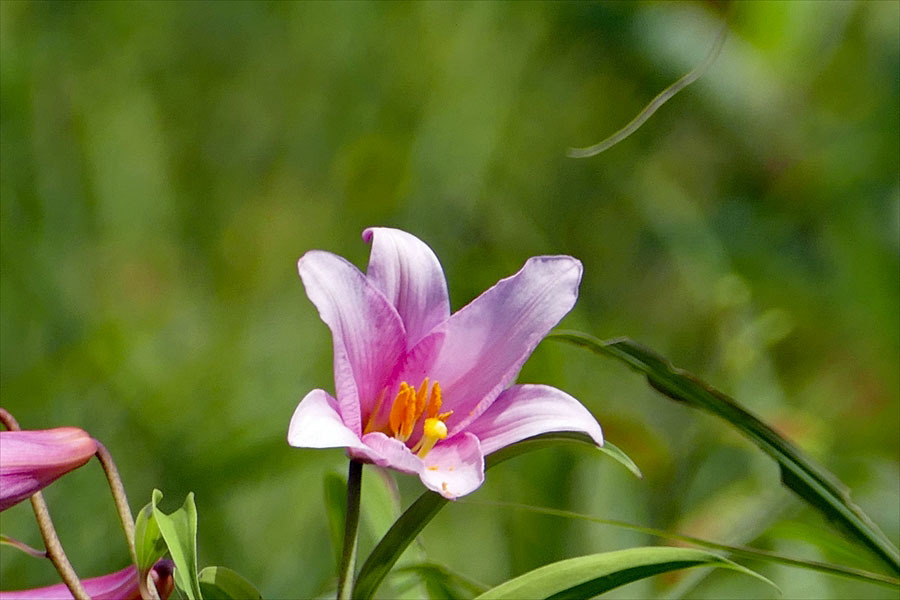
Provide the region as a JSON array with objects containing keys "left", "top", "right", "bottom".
[
  {"left": 288, "top": 227, "right": 603, "bottom": 499},
  {"left": 0, "top": 558, "right": 175, "bottom": 600},
  {"left": 0, "top": 427, "right": 98, "bottom": 512}
]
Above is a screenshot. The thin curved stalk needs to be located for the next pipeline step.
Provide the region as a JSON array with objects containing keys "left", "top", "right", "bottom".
[
  {"left": 463, "top": 500, "right": 900, "bottom": 590},
  {"left": 0, "top": 534, "right": 48, "bottom": 559},
  {"left": 568, "top": 18, "right": 728, "bottom": 158},
  {"left": 95, "top": 441, "right": 137, "bottom": 565}
]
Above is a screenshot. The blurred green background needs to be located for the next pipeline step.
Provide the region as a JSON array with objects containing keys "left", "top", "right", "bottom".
[{"left": 1, "top": 1, "right": 898, "bottom": 598}]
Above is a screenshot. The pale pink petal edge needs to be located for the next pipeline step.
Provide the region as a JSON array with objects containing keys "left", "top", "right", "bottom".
[
  {"left": 465, "top": 384, "right": 603, "bottom": 456},
  {"left": 287, "top": 389, "right": 368, "bottom": 451},
  {"left": 430, "top": 255, "right": 583, "bottom": 435},
  {"left": 297, "top": 250, "right": 407, "bottom": 435},
  {"left": 363, "top": 227, "right": 450, "bottom": 346},
  {"left": 418, "top": 432, "right": 485, "bottom": 499}
]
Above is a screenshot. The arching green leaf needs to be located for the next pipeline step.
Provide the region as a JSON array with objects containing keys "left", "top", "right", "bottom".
[
  {"left": 474, "top": 547, "right": 776, "bottom": 600},
  {"left": 198, "top": 566, "right": 263, "bottom": 600},
  {"left": 550, "top": 330, "right": 900, "bottom": 574}
]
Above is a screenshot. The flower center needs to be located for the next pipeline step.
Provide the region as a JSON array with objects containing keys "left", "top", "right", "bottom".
[{"left": 372, "top": 378, "right": 452, "bottom": 458}]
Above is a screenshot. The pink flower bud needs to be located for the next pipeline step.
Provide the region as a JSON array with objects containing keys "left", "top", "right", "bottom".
[{"left": 0, "top": 427, "right": 98, "bottom": 512}]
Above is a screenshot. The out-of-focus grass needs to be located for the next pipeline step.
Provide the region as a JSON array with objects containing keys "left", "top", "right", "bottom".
[{"left": 1, "top": 2, "right": 897, "bottom": 598}]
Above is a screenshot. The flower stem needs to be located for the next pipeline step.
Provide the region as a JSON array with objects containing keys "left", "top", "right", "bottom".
[
  {"left": 95, "top": 441, "right": 137, "bottom": 565},
  {"left": 30, "top": 493, "right": 91, "bottom": 600},
  {"left": 337, "top": 460, "right": 363, "bottom": 600}
]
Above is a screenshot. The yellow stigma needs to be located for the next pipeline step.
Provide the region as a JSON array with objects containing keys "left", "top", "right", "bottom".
[
  {"left": 423, "top": 417, "right": 448, "bottom": 440},
  {"left": 413, "top": 411, "right": 453, "bottom": 458}
]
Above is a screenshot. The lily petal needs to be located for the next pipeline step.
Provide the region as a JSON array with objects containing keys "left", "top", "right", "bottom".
[
  {"left": 429, "top": 256, "right": 583, "bottom": 435},
  {"left": 418, "top": 433, "right": 485, "bottom": 499},
  {"left": 287, "top": 389, "right": 369, "bottom": 451},
  {"left": 298, "top": 250, "right": 407, "bottom": 435},
  {"left": 0, "top": 428, "right": 98, "bottom": 512},
  {"left": 363, "top": 227, "right": 451, "bottom": 347},
  {"left": 466, "top": 384, "right": 604, "bottom": 455},
  {"left": 355, "top": 432, "right": 423, "bottom": 475},
  {"left": 0, "top": 559, "right": 175, "bottom": 600}
]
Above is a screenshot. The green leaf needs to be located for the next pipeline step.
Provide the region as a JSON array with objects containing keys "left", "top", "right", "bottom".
[
  {"left": 198, "top": 566, "right": 263, "bottom": 600},
  {"left": 473, "top": 547, "right": 776, "bottom": 600},
  {"left": 354, "top": 432, "right": 605, "bottom": 600},
  {"left": 484, "top": 431, "right": 602, "bottom": 469},
  {"left": 598, "top": 441, "right": 642, "bottom": 479},
  {"left": 392, "top": 562, "right": 488, "bottom": 599},
  {"left": 134, "top": 500, "right": 169, "bottom": 573},
  {"left": 550, "top": 331, "right": 900, "bottom": 574},
  {"left": 460, "top": 500, "right": 899, "bottom": 590},
  {"left": 152, "top": 489, "right": 203, "bottom": 600},
  {"left": 323, "top": 472, "right": 348, "bottom": 575}
]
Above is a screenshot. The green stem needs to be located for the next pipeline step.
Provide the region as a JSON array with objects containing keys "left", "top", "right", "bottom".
[{"left": 337, "top": 460, "right": 363, "bottom": 600}]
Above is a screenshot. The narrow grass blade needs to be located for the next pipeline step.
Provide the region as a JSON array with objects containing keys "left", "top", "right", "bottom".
[
  {"left": 474, "top": 547, "right": 776, "bottom": 599},
  {"left": 461, "top": 500, "right": 900, "bottom": 590},
  {"left": 598, "top": 441, "right": 642, "bottom": 479},
  {"left": 550, "top": 330, "right": 900, "bottom": 574}
]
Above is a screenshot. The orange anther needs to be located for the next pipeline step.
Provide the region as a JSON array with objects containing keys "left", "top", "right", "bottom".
[
  {"left": 389, "top": 383, "right": 410, "bottom": 438},
  {"left": 415, "top": 378, "right": 429, "bottom": 418},
  {"left": 426, "top": 382, "right": 443, "bottom": 418}
]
